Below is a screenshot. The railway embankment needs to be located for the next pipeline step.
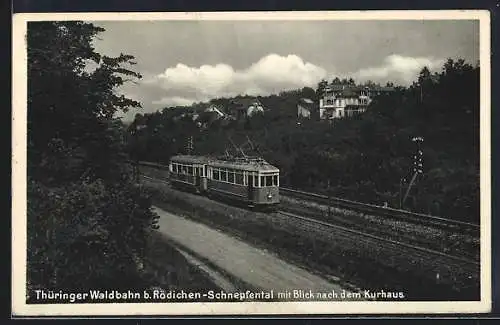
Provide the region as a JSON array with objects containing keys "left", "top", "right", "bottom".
[
  {"left": 279, "top": 195, "right": 480, "bottom": 261},
  {"left": 142, "top": 176, "right": 479, "bottom": 301},
  {"left": 140, "top": 230, "right": 222, "bottom": 301}
]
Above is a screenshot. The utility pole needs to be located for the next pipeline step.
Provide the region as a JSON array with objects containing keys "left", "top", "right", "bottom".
[
  {"left": 401, "top": 136, "right": 424, "bottom": 209},
  {"left": 399, "top": 177, "right": 405, "bottom": 209},
  {"left": 186, "top": 136, "right": 194, "bottom": 155}
]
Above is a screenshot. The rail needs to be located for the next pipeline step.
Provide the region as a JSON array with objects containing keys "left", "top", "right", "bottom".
[
  {"left": 136, "top": 161, "right": 170, "bottom": 170},
  {"left": 132, "top": 160, "right": 479, "bottom": 234},
  {"left": 279, "top": 187, "right": 480, "bottom": 234},
  {"left": 277, "top": 210, "right": 479, "bottom": 267}
]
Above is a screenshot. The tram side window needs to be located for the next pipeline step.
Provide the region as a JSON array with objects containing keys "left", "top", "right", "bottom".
[
  {"left": 260, "top": 176, "right": 265, "bottom": 187},
  {"left": 221, "top": 170, "right": 227, "bottom": 182},
  {"left": 254, "top": 176, "right": 259, "bottom": 187},
  {"left": 273, "top": 175, "right": 278, "bottom": 186},
  {"left": 188, "top": 166, "right": 193, "bottom": 175},
  {"left": 228, "top": 170, "right": 235, "bottom": 183},
  {"left": 172, "top": 164, "right": 177, "bottom": 173},
  {"left": 213, "top": 169, "right": 219, "bottom": 180},
  {"left": 235, "top": 172, "right": 244, "bottom": 185}
]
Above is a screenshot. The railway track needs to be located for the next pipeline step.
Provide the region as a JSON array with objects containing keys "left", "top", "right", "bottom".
[
  {"left": 279, "top": 187, "right": 480, "bottom": 235},
  {"left": 139, "top": 169, "right": 480, "bottom": 298},
  {"left": 280, "top": 198, "right": 479, "bottom": 261},
  {"left": 138, "top": 165, "right": 479, "bottom": 259},
  {"left": 273, "top": 210, "right": 479, "bottom": 292},
  {"left": 135, "top": 162, "right": 479, "bottom": 233},
  {"left": 141, "top": 171, "right": 478, "bottom": 265},
  {"left": 277, "top": 210, "right": 479, "bottom": 267}
]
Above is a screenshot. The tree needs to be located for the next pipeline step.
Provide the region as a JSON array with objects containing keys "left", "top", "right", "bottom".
[
  {"left": 300, "top": 86, "right": 316, "bottom": 100},
  {"left": 28, "top": 21, "right": 143, "bottom": 183},
  {"left": 316, "top": 79, "right": 328, "bottom": 96},
  {"left": 363, "top": 80, "right": 379, "bottom": 88},
  {"left": 27, "top": 21, "right": 157, "bottom": 294},
  {"left": 331, "top": 77, "right": 341, "bottom": 85}
]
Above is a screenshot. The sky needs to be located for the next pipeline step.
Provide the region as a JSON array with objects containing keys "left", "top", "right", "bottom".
[{"left": 89, "top": 19, "right": 479, "bottom": 121}]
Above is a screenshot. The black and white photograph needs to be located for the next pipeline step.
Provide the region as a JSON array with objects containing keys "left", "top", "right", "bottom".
[{"left": 12, "top": 11, "right": 491, "bottom": 316}]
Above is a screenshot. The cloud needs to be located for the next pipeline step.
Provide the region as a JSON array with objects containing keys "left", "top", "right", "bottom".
[
  {"left": 141, "top": 53, "right": 446, "bottom": 112},
  {"left": 152, "top": 96, "right": 198, "bottom": 107},
  {"left": 146, "top": 54, "right": 327, "bottom": 107},
  {"left": 352, "top": 54, "right": 445, "bottom": 85}
]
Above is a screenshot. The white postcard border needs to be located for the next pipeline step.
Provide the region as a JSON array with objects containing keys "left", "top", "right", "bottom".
[{"left": 12, "top": 10, "right": 492, "bottom": 316}]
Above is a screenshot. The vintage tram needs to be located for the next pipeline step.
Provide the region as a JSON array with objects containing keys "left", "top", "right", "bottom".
[{"left": 169, "top": 154, "right": 280, "bottom": 210}]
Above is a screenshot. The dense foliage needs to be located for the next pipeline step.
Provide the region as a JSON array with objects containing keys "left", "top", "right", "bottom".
[
  {"left": 27, "top": 21, "right": 157, "bottom": 294},
  {"left": 129, "top": 59, "right": 480, "bottom": 223}
]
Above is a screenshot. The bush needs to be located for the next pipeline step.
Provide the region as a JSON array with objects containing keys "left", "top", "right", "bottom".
[{"left": 27, "top": 178, "right": 157, "bottom": 293}]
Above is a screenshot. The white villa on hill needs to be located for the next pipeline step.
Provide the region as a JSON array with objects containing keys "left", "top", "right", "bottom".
[{"left": 319, "top": 84, "right": 394, "bottom": 120}]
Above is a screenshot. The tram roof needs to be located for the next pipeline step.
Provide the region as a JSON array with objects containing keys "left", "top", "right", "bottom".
[
  {"left": 170, "top": 155, "right": 211, "bottom": 165},
  {"left": 209, "top": 158, "right": 279, "bottom": 173},
  {"left": 170, "top": 155, "right": 279, "bottom": 173}
]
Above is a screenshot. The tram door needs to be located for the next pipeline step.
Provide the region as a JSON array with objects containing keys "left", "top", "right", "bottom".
[
  {"left": 247, "top": 173, "right": 254, "bottom": 202},
  {"left": 194, "top": 166, "right": 200, "bottom": 187}
]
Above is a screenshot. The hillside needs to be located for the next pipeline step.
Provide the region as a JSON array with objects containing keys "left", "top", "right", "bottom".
[{"left": 127, "top": 59, "right": 480, "bottom": 223}]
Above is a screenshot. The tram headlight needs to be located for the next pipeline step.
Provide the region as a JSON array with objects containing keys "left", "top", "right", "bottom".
[{"left": 267, "top": 193, "right": 273, "bottom": 200}]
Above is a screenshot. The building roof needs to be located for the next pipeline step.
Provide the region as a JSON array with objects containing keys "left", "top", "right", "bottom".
[
  {"left": 323, "top": 84, "right": 395, "bottom": 97},
  {"left": 205, "top": 105, "right": 225, "bottom": 117},
  {"left": 340, "top": 88, "right": 359, "bottom": 98},
  {"left": 298, "top": 98, "right": 316, "bottom": 110},
  {"left": 231, "top": 97, "right": 264, "bottom": 109},
  {"left": 371, "top": 86, "right": 395, "bottom": 92}
]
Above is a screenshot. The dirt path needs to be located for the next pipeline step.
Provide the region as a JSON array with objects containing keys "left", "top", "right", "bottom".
[{"left": 153, "top": 206, "right": 361, "bottom": 301}]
